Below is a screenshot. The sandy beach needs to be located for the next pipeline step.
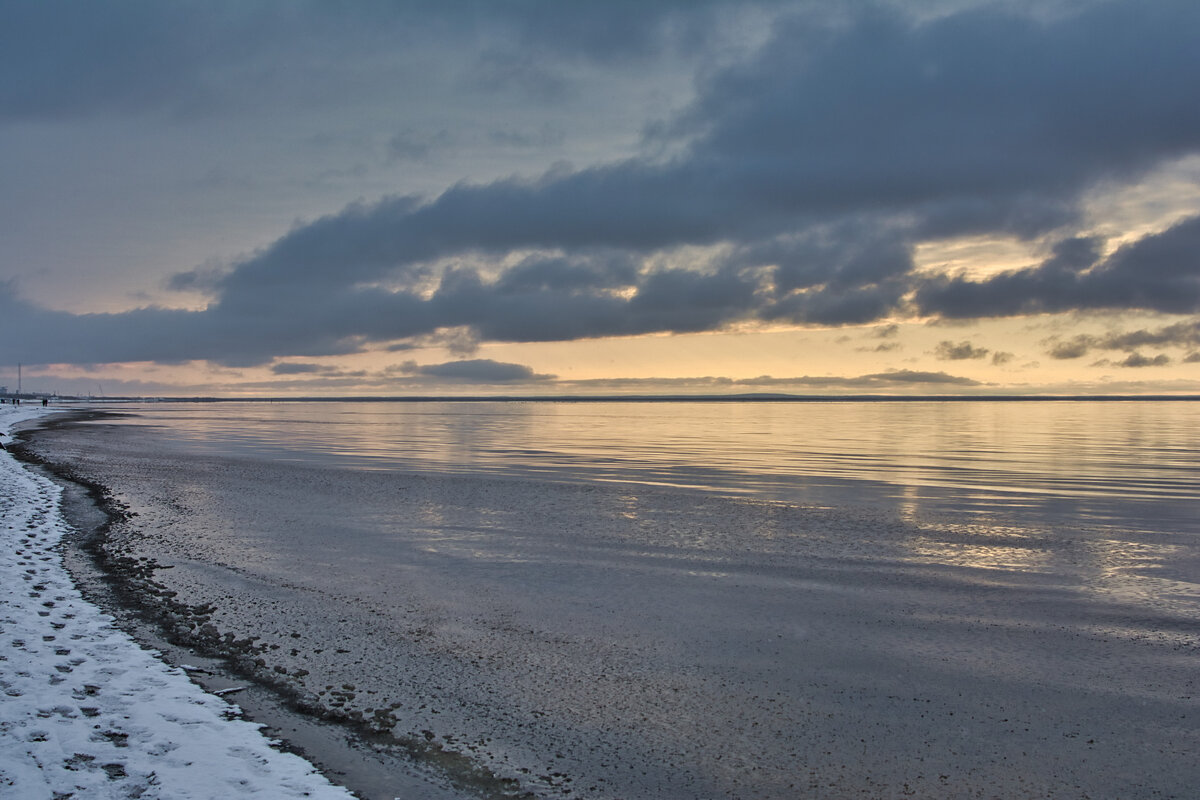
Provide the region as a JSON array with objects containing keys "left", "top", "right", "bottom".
[{"left": 10, "top": 401, "right": 1199, "bottom": 799}]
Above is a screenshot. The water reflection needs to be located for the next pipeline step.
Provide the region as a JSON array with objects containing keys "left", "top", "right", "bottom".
[{"left": 101, "top": 399, "right": 1200, "bottom": 536}]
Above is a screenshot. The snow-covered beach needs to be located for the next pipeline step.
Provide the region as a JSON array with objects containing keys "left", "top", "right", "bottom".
[{"left": 0, "top": 404, "right": 355, "bottom": 799}]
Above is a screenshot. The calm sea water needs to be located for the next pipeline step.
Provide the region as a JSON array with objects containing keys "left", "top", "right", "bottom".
[
  {"left": 29, "top": 399, "right": 1200, "bottom": 799},
  {"left": 98, "top": 398, "right": 1200, "bottom": 533}
]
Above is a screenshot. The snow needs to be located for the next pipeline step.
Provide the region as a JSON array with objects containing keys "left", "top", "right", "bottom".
[{"left": 0, "top": 406, "right": 356, "bottom": 799}]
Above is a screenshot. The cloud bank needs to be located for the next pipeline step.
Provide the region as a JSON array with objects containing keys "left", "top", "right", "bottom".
[{"left": 2, "top": 0, "right": 1199, "bottom": 372}]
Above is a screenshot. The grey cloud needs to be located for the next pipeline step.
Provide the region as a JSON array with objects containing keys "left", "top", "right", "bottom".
[
  {"left": 1045, "top": 319, "right": 1200, "bottom": 359},
  {"left": 467, "top": 51, "right": 571, "bottom": 102},
  {"left": 627, "top": 268, "right": 762, "bottom": 332},
  {"left": 855, "top": 370, "right": 980, "bottom": 386},
  {"left": 723, "top": 224, "right": 915, "bottom": 295},
  {"left": 271, "top": 362, "right": 326, "bottom": 375},
  {"left": 417, "top": 327, "right": 483, "bottom": 357},
  {"left": 991, "top": 351, "right": 1014, "bottom": 366},
  {"left": 5, "top": 1, "right": 1200, "bottom": 368},
  {"left": 873, "top": 324, "right": 900, "bottom": 339},
  {"left": 917, "top": 218, "right": 1200, "bottom": 319},
  {"left": 858, "top": 342, "right": 902, "bottom": 353},
  {"left": 1103, "top": 321, "right": 1200, "bottom": 350},
  {"left": 912, "top": 194, "right": 1079, "bottom": 241},
  {"left": 269, "top": 362, "right": 367, "bottom": 377},
  {"left": 1118, "top": 352, "right": 1171, "bottom": 368},
  {"left": 166, "top": 263, "right": 229, "bottom": 294},
  {"left": 934, "top": 340, "right": 989, "bottom": 360},
  {"left": 423, "top": 261, "right": 764, "bottom": 344},
  {"left": 495, "top": 252, "right": 639, "bottom": 293},
  {"left": 205, "top": 0, "right": 1200, "bottom": 349},
  {"left": 0, "top": 281, "right": 432, "bottom": 369},
  {"left": 565, "top": 369, "right": 981, "bottom": 391},
  {"left": 488, "top": 125, "right": 567, "bottom": 149},
  {"left": 387, "top": 129, "right": 453, "bottom": 163},
  {"left": 1047, "top": 335, "right": 1094, "bottom": 360},
  {"left": 397, "top": 359, "right": 555, "bottom": 384},
  {"left": 491, "top": 0, "right": 746, "bottom": 63},
  {"left": 1, "top": 1, "right": 759, "bottom": 122},
  {"left": 677, "top": 2, "right": 1200, "bottom": 235},
  {"left": 233, "top": 2, "right": 1200, "bottom": 268},
  {"left": 767, "top": 282, "right": 907, "bottom": 327},
  {"left": 1184, "top": 352, "right": 1200, "bottom": 363},
  {"left": 743, "top": 370, "right": 981, "bottom": 387},
  {"left": 1097, "top": 352, "right": 1173, "bottom": 368},
  {"left": 0, "top": 2, "right": 227, "bottom": 120}
]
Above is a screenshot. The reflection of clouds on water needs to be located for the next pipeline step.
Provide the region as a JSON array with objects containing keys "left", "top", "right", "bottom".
[
  {"left": 1082, "top": 537, "right": 1200, "bottom": 619},
  {"left": 902, "top": 525, "right": 1054, "bottom": 574},
  {"left": 898, "top": 512, "right": 1200, "bottom": 632},
  {"left": 93, "top": 400, "right": 1200, "bottom": 537}
]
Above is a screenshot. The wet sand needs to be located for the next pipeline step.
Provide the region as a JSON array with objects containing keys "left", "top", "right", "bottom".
[{"left": 17, "top": 409, "right": 1200, "bottom": 799}]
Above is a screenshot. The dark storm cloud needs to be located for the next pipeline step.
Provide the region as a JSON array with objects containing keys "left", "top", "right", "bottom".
[
  {"left": 396, "top": 359, "right": 554, "bottom": 384},
  {"left": 4, "top": 0, "right": 1200, "bottom": 368}
]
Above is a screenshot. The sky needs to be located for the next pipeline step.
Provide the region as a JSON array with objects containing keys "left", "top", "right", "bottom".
[{"left": 3, "top": 0, "right": 1200, "bottom": 397}]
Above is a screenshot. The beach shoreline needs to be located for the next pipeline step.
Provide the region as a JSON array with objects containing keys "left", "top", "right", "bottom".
[
  {"left": 9, "top": 408, "right": 496, "bottom": 800},
  {"left": 0, "top": 405, "right": 368, "bottom": 798}
]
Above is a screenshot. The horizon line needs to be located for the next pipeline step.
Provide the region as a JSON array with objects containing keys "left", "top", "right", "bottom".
[{"left": 33, "top": 392, "right": 1200, "bottom": 403}]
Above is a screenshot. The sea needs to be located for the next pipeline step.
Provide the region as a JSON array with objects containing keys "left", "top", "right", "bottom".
[{"left": 21, "top": 399, "right": 1200, "bottom": 799}]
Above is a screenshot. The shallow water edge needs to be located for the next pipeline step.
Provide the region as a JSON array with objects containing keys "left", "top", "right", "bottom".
[{"left": 13, "top": 411, "right": 496, "bottom": 800}]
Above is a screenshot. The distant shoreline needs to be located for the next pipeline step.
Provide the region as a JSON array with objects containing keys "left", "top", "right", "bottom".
[{"left": 36, "top": 393, "right": 1200, "bottom": 404}]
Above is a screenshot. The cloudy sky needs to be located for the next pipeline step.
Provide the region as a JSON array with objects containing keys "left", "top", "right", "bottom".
[{"left": 3, "top": 0, "right": 1200, "bottom": 397}]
